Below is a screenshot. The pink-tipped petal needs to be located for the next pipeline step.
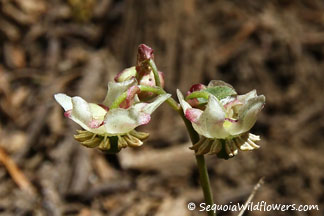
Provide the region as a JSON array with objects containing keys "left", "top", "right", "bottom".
[
  {"left": 138, "top": 113, "right": 151, "bottom": 125},
  {"left": 64, "top": 110, "right": 72, "bottom": 118},
  {"left": 119, "top": 86, "right": 141, "bottom": 109},
  {"left": 88, "top": 119, "right": 104, "bottom": 129},
  {"left": 54, "top": 93, "right": 72, "bottom": 111},
  {"left": 185, "top": 108, "right": 203, "bottom": 123},
  {"left": 104, "top": 94, "right": 169, "bottom": 135},
  {"left": 176, "top": 89, "right": 192, "bottom": 113}
]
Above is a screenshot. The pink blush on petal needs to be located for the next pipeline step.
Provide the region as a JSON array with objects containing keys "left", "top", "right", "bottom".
[
  {"left": 88, "top": 120, "right": 104, "bottom": 129},
  {"left": 120, "top": 86, "right": 141, "bottom": 109},
  {"left": 138, "top": 113, "right": 151, "bottom": 125},
  {"left": 185, "top": 108, "right": 203, "bottom": 123},
  {"left": 64, "top": 110, "right": 72, "bottom": 118},
  {"left": 98, "top": 104, "right": 109, "bottom": 112}
]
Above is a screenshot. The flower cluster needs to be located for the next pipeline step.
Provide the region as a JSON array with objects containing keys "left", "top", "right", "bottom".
[
  {"left": 54, "top": 44, "right": 170, "bottom": 153},
  {"left": 54, "top": 44, "right": 265, "bottom": 159},
  {"left": 177, "top": 80, "right": 265, "bottom": 159}
]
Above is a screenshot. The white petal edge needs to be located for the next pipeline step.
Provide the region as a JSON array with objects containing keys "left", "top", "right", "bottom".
[
  {"left": 71, "top": 97, "right": 92, "bottom": 125},
  {"left": 194, "top": 95, "right": 229, "bottom": 139},
  {"left": 227, "top": 95, "right": 265, "bottom": 135},
  {"left": 237, "top": 89, "right": 257, "bottom": 104},
  {"left": 139, "top": 93, "right": 171, "bottom": 114},
  {"left": 102, "top": 78, "right": 137, "bottom": 107},
  {"left": 176, "top": 89, "right": 192, "bottom": 112},
  {"left": 104, "top": 108, "right": 149, "bottom": 135},
  {"left": 104, "top": 94, "right": 170, "bottom": 135},
  {"left": 54, "top": 93, "right": 72, "bottom": 111}
]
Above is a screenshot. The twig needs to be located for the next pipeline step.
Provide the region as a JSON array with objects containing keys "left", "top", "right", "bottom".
[
  {"left": 237, "top": 177, "right": 264, "bottom": 216},
  {"left": 0, "top": 146, "right": 36, "bottom": 195}
]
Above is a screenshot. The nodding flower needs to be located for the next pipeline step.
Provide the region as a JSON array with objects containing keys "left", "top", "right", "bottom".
[
  {"left": 54, "top": 78, "right": 170, "bottom": 152},
  {"left": 177, "top": 80, "right": 265, "bottom": 159}
]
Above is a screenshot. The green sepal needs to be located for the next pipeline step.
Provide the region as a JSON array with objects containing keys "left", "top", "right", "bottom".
[{"left": 204, "top": 86, "right": 237, "bottom": 101}]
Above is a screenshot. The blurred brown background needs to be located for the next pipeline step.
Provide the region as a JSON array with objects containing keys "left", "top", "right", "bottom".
[{"left": 0, "top": 0, "right": 323, "bottom": 215}]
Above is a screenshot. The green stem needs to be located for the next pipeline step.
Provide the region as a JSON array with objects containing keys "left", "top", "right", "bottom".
[
  {"left": 139, "top": 85, "right": 164, "bottom": 95},
  {"left": 112, "top": 58, "right": 215, "bottom": 215},
  {"left": 136, "top": 85, "right": 216, "bottom": 215},
  {"left": 139, "top": 85, "right": 180, "bottom": 111},
  {"left": 139, "top": 85, "right": 215, "bottom": 215},
  {"left": 110, "top": 92, "right": 127, "bottom": 109},
  {"left": 180, "top": 112, "right": 216, "bottom": 216},
  {"left": 196, "top": 155, "right": 215, "bottom": 216},
  {"left": 110, "top": 85, "right": 179, "bottom": 111},
  {"left": 148, "top": 59, "right": 161, "bottom": 87},
  {"left": 186, "top": 91, "right": 209, "bottom": 101},
  {"left": 147, "top": 58, "right": 215, "bottom": 215}
]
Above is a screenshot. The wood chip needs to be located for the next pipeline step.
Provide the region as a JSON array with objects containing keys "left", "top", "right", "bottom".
[{"left": 0, "top": 146, "right": 36, "bottom": 195}]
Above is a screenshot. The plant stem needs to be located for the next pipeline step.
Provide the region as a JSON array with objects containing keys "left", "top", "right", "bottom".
[
  {"left": 195, "top": 155, "right": 215, "bottom": 216},
  {"left": 148, "top": 59, "right": 215, "bottom": 215},
  {"left": 110, "top": 91, "right": 127, "bottom": 109},
  {"left": 139, "top": 85, "right": 180, "bottom": 111},
  {"left": 149, "top": 59, "right": 161, "bottom": 87},
  {"left": 180, "top": 112, "right": 216, "bottom": 216}
]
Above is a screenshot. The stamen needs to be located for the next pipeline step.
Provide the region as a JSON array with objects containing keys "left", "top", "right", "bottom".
[{"left": 225, "top": 118, "right": 238, "bottom": 123}]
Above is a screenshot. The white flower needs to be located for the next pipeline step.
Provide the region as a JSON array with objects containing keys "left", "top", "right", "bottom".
[
  {"left": 54, "top": 78, "right": 170, "bottom": 151},
  {"left": 177, "top": 80, "right": 265, "bottom": 158}
]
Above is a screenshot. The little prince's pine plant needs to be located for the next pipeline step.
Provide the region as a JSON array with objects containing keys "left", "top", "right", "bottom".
[
  {"left": 54, "top": 44, "right": 265, "bottom": 216},
  {"left": 177, "top": 81, "right": 265, "bottom": 159},
  {"left": 54, "top": 78, "right": 170, "bottom": 152}
]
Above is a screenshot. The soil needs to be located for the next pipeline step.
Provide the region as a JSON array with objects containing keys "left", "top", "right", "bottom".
[{"left": 0, "top": 0, "right": 323, "bottom": 215}]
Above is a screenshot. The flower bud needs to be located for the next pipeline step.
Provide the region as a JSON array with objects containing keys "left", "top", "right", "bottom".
[
  {"left": 137, "top": 71, "right": 165, "bottom": 101},
  {"left": 114, "top": 67, "right": 137, "bottom": 82},
  {"left": 186, "top": 83, "right": 206, "bottom": 108},
  {"left": 136, "top": 44, "right": 154, "bottom": 78},
  {"left": 137, "top": 44, "right": 154, "bottom": 64}
]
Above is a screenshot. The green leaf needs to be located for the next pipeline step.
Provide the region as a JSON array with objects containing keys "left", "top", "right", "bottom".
[{"left": 204, "top": 86, "right": 237, "bottom": 100}]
